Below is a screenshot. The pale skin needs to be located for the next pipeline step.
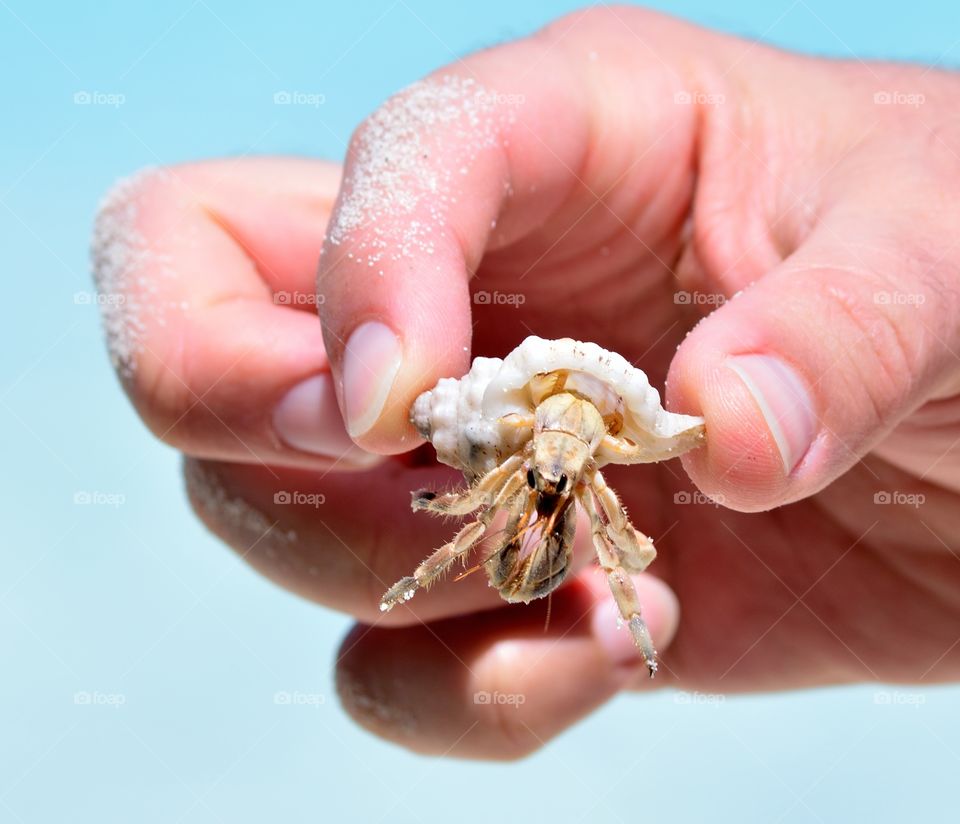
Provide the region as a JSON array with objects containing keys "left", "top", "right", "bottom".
[{"left": 97, "top": 8, "right": 960, "bottom": 760}]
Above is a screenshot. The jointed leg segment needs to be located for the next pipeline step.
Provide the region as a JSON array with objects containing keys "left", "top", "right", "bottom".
[
  {"left": 579, "top": 472, "right": 659, "bottom": 676},
  {"left": 592, "top": 470, "right": 656, "bottom": 572},
  {"left": 485, "top": 488, "right": 536, "bottom": 590},
  {"left": 381, "top": 460, "right": 527, "bottom": 612},
  {"left": 412, "top": 452, "right": 525, "bottom": 516}
]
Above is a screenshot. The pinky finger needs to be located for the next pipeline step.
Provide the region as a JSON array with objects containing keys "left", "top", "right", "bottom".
[{"left": 334, "top": 569, "right": 679, "bottom": 760}]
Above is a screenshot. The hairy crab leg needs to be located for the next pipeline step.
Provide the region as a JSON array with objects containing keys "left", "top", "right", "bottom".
[
  {"left": 590, "top": 470, "right": 656, "bottom": 572},
  {"left": 412, "top": 451, "right": 525, "bottom": 516},
  {"left": 460, "top": 489, "right": 535, "bottom": 583},
  {"left": 579, "top": 483, "right": 658, "bottom": 677},
  {"left": 380, "top": 468, "right": 527, "bottom": 612}
]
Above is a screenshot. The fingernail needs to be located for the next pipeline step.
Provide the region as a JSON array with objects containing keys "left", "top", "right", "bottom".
[
  {"left": 274, "top": 374, "right": 382, "bottom": 467},
  {"left": 592, "top": 575, "right": 680, "bottom": 667},
  {"left": 726, "top": 354, "right": 816, "bottom": 474},
  {"left": 343, "top": 321, "right": 402, "bottom": 438}
]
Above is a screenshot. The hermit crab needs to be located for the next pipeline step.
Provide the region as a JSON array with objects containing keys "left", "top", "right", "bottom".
[{"left": 380, "top": 336, "right": 706, "bottom": 676}]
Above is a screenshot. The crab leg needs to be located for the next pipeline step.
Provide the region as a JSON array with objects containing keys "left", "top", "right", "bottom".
[
  {"left": 590, "top": 470, "right": 656, "bottom": 571},
  {"left": 599, "top": 427, "right": 705, "bottom": 464},
  {"left": 484, "top": 489, "right": 536, "bottom": 589},
  {"left": 412, "top": 451, "right": 525, "bottom": 516},
  {"left": 579, "top": 479, "right": 658, "bottom": 677},
  {"left": 496, "top": 413, "right": 535, "bottom": 429},
  {"left": 380, "top": 467, "right": 527, "bottom": 612}
]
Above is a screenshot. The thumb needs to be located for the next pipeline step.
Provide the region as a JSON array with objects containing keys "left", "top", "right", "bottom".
[{"left": 667, "top": 213, "right": 959, "bottom": 511}]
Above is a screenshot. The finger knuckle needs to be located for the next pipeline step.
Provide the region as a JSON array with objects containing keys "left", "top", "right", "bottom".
[
  {"left": 811, "top": 267, "right": 920, "bottom": 423},
  {"left": 535, "top": 4, "right": 660, "bottom": 42}
]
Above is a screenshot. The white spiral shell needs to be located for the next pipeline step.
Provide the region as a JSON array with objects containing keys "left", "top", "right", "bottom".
[{"left": 411, "top": 336, "right": 705, "bottom": 478}]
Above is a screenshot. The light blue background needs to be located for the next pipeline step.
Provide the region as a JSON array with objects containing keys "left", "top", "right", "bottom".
[{"left": 2, "top": 1, "right": 958, "bottom": 822}]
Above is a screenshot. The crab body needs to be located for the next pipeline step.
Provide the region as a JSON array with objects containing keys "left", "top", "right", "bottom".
[{"left": 382, "top": 336, "right": 706, "bottom": 676}]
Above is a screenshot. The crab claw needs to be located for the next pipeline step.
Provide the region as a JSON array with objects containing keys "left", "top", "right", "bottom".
[{"left": 411, "top": 490, "right": 437, "bottom": 512}]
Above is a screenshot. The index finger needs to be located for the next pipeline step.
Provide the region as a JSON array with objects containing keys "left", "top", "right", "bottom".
[{"left": 316, "top": 27, "right": 598, "bottom": 452}]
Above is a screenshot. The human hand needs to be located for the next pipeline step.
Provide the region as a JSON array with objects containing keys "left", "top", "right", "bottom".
[{"left": 96, "top": 7, "right": 960, "bottom": 760}]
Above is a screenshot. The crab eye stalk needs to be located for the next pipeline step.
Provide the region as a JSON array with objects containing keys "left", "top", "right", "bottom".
[
  {"left": 526, "top": 469, "right": 537, "bottom": 489},
  {"left": 556, "top": 474, "right": 568, "bottom": 493}
]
